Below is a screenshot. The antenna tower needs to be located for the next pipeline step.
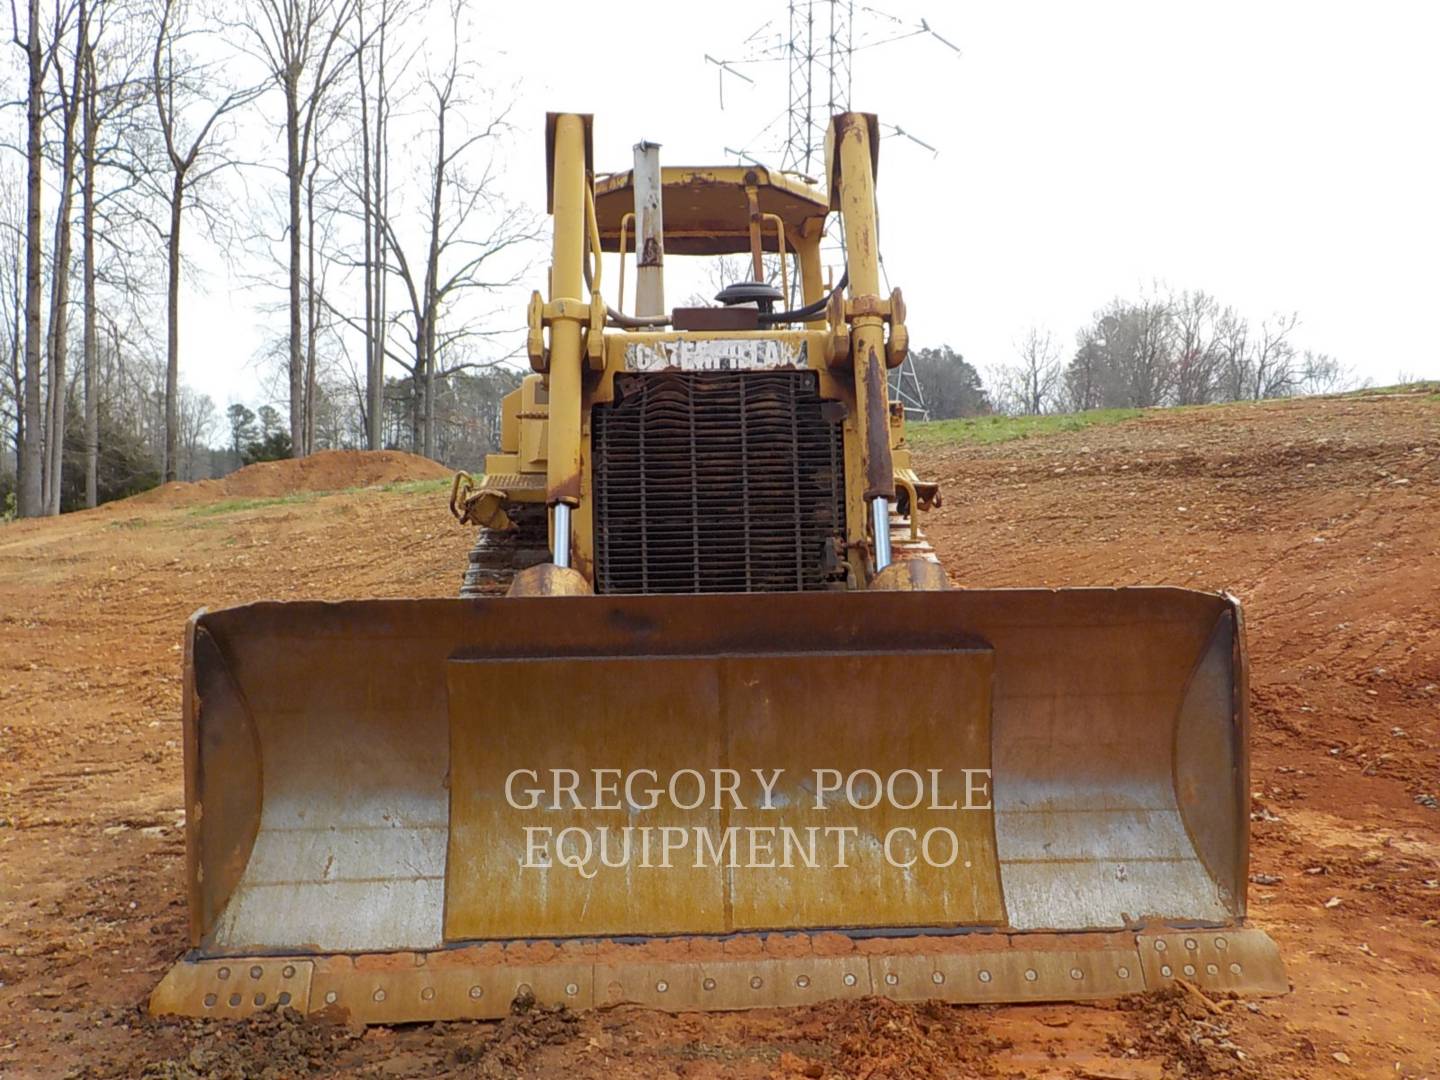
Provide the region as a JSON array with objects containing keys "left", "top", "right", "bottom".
[
  {"left": 708, "top": 3, "right": 958, "bottom": 419},
  {"left": 783, "top": 0, "right": 853, "bottom": 175}
]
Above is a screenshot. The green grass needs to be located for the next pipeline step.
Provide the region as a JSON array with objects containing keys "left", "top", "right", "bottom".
[
  {"left": 1340, "top": 380, "right": 1440, "bottom": 397},
  {"left": 376, "top": 477, "right": 451, "bottom": 495},
  {"left": 185, "top": 476, "right": 450, "bottom": 517},
  {"left": 187, "top": 491, "right": 331, "bottom": 517},
  {"left": 907, "top": 407, "right": 1145, "bottom": 448}
]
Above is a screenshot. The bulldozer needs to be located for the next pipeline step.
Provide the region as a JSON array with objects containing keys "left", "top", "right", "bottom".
[{"left": 151, "top": 113, "right": 1285, "bottom": 1023}]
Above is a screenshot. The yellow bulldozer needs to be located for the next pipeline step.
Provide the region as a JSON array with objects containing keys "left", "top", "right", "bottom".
[{"left": 151, "top": 113, "right": 1285, "bottom": 1023}]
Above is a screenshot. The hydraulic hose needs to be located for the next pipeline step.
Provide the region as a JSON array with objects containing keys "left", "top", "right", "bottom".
[
  {"left": 581, "top": 222, "right": 671, "bottom": 328},
  {"left": 757, "top": 268, "right": 849, "bottom": 326},
  {"left": 582, "top": 233, "right": 848, "bottom": 330}
]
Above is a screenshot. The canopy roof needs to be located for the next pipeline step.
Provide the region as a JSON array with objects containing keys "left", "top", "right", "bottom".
[{"left": 592, "top": 166, "right": 829, "bottom": 256}]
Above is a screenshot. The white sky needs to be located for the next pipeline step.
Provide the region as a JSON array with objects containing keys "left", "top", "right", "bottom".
[{"left": 182, "top": 0, "right": 1440, "bottom": 408}]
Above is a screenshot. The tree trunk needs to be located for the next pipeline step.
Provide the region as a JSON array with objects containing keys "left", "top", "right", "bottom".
[
  {"left": 421, "top": 103, "right": 443, "bottom": 460},
  {"left": 44, "top": 26, "right": 83, "bottom": 516},
  {"left": 6, "top": 236, "right": 21, "bottom": 473},
  {"left": 304, "top": 161, "right": 318, "bottom": 455},
  {"left": 369, "top": 6, "right": 388, "bottom": 451},
  {"left": 165, "top": 175, "right": 183, "bottom": 482},
  {"left": 18, "top": 0, "right": 44, "bottom": 518},
  {"left": 358, "top": 45, "right": 374, "bottom": 449},
  {"left": 356, "top": 0, "right": 378, "bottom": 451},
  {"left": 82, "top": 41, "right": 98, "bottom": 508},
  {"left": 286, "top": 80, "right": 304, "bottom": 456},
  {"left": 423, "top": 318, "right": 435, "bottom": 458},
  {"left": 409, "top": 348, "right": 420, "bottom": 452}
]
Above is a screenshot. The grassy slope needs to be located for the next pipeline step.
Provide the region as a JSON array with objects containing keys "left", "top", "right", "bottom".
[
  {"left": 183, "top": 478, "right": 452, "bottom": 517},
  {"left": 905, "top": 382, "right": 1440, "bottom": 449},
  {"left": 906, "top": 407, "right": 1144, "bottom": 448}
]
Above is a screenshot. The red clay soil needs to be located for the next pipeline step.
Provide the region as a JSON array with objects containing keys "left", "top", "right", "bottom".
[
  {"left": 128, "top": 449, "right": 453, "bottom": 508},
  {"left": 1, "top": 391, "right": 1437, "bottom": 1078}
]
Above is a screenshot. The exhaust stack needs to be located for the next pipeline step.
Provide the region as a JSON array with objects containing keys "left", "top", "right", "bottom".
[{"left": 633, "top": 141, "right": 665, "bottom": 317}]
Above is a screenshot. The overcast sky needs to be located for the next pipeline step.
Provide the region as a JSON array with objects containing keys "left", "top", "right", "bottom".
[{"left": 184, "top": 0, "right": 1440, "bottom": 407}]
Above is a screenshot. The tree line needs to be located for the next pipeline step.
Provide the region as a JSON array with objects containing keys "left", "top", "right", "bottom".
[
  {"left": 0, "top": 0, "right": 1359, "bottom": 517},
  {"left": 898, "top": 287, "right": 1358, "bottom": 423},
  {"left": 988, "top": 288, "right": 1355, "bottom": 416},
  {"left": 2, "top": 0, "right": 530, "bottom": 518}
]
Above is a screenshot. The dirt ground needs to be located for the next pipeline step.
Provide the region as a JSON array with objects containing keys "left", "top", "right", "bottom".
[{"left": 1, "top": 396, "right": 1436, "bottom": 1079}]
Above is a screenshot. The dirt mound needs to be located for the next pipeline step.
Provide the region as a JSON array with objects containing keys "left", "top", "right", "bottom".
[
  {"left": 1114, "top": 987, "right": 1259, "bottom": 1078},
  {"left": 450, "top": 1000, "right": 584, "bottom": 1078},
  {"left": 126, "top": 450, "right": 454, "bottom": 509},
  {"left": 133, "top": 1006, "right": 364, "bottom": 1079},
  {"left": 824, "top": 997, "right": 1004, "bottom": 1079}
]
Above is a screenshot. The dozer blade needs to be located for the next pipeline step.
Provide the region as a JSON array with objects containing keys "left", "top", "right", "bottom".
[{"left": 152, "top": 589, "right": 1285, "bottom": 1023}]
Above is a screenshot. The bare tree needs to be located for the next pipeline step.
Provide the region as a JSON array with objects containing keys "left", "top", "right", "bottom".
[
  {"left": 79, "top": 0, "right": 152, "bottom": 507},
  {"left": 297, "top": 105, "right": 353, "bottom": 456},
  {"left": 353, "top": 0, "right": 398, "bottom": 450},
  {"left": 1216, "top": 307, "right": 1250, "bottom": 403},
  {"left": 41, "top": 0, "right": 85, "bottom": 515},
  {"left": 241, "top": 0, "right": 358, "bottom": 459},
  {"left": 381, "top": 5, "right": 532, "bottom": 456},
  {"left": 1118, "top": 294, "right": 1175, "bottom": 408},
  {"left": 151, "top": 0, "right": 258, "bottom": 482},
  {"left": 80, "top": 9, "right": 98, "bottom": 504},
  {"left": 177, "top": 384, "right": 215, "bottom": 477},
  {"left": 1250, "top": 311, "right": 1299, "bottom": 400},
  {"left": 1063, "top": 329, "right": 1107, "bottom": 412},
  {"left": 1060, "top": 292, "right": 1317, "bottom": 409},
  {"left": 999, "top": 327, "right": 1062, "bottom": 415},
  {"left": 1064, "top": 295, "right": 1175, "bottom": 411},
  {"left": 1296, "top": 351, "right": 1354, "bottom": 396},
  {"left": 0, "top": 174, "right": 24, "bottom": 477},
  {"left": 1171, "top": 289, "right": 1221, "bottom": 406},
  {"left": 12, "top": 0, "right": 48, "bottom": 516}
]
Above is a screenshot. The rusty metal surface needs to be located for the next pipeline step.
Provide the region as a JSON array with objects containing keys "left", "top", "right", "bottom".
[
  {"left": 631, "top": 141, "right": 666, "bottom": 317},
  {"left": 990, "top": 607, "right": 1240, "bottom": 930},
  {"left": 181, "top": 588, "right": 1251, "bottom": 961},
  {"left": 870, "top": 943, "right": 1141, "bottom": 1004},
  {"left": 151, "top": 927, "right": 1286, "bottom": 1021},
  {"left": 445, "top": 649, "right": 1001, "bottom": 939},
  {"left": 185, "top": 619, "right": 261, "bottom": 948},
  {"left": 446, "top": 654, "right": 726, "bottom": 939},
  {"left": 830, "top": 111, "right": 895, "bottom": 519},
  {"left": 151, "top": 956, "right": 313, "bottom": 1019},
  {"left": 1135, "top": 928, "right": 1287, "bottom": 996},
  {"left": 593, "top": 166, "right": 828, "bottom": 256},
  {"left": 598, "top": 955, "right": 872, "bottom": 1011},
  {"left": 192, "top": 610, "right": 453, "bottom": 954},
  {"left": 503, "top": 563, "right": 593, "bottom": 597},
  {"left": 474, "top": 472, "right": 546, "bottom": 492},
  {"left": 670, "top": 307, "right": 762, "bottom": 331},
  {"left": 726, "top": 649, "right": 1001, "bottom": 930},
  {"left": 310, "top": 955, "right": 597, "bottom": 1023},
  {"left": 157, "top": 107, "right": 1284, "bottom": 1023},
  {"left": 543, "top": 113, "right": 586, "bottom": 510},
  {"left": 870, "top": 559, "right": 948, "bottom": 591},
  {"left": 591, "top": 372, "right": 846, "bottom": 593},
  {"left": 459, "top": 506, "right": 550, "bottom": 597}
]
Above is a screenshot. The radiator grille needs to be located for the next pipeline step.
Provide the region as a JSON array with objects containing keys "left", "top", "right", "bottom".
[{"left": 593, "top": 371, "right": 847, "bottom": 594}]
